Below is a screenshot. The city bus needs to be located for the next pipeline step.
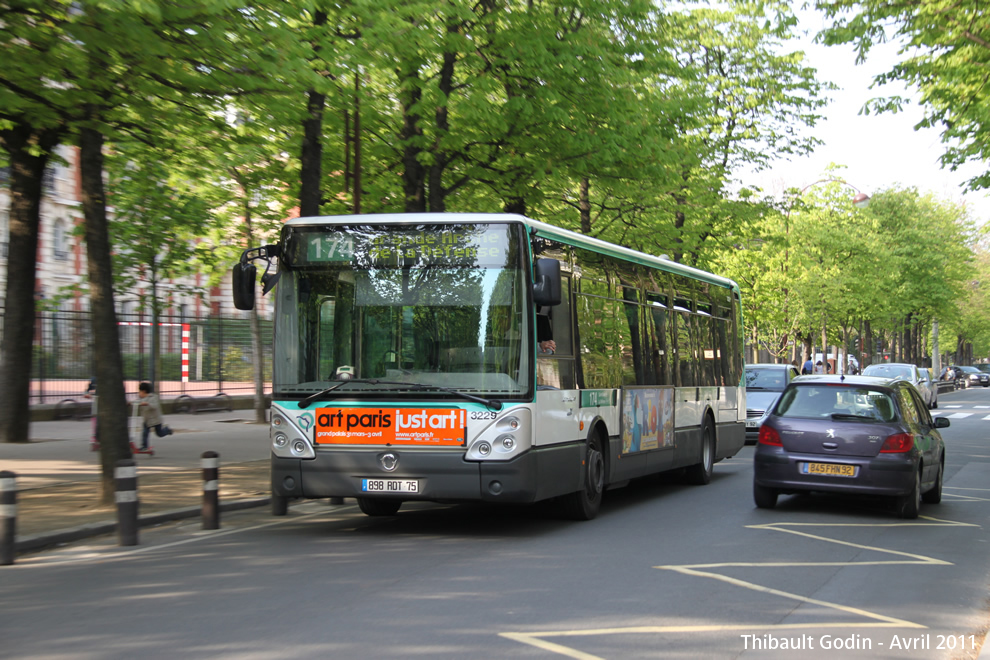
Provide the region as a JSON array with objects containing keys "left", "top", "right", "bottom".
[{"left": 232, "top": 213, "right": 746, "bottom": 520}]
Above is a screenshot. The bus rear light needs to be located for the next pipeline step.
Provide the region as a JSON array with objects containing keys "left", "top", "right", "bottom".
[
  {"left": 501, "top": 436, "right": 515, "bottom": 450},
  {"left": 758, "top": 425, "right": 782, "bottom": 446},
  {"left": 292, "top": 440, "right": 307, "bottom": 455},
  {"left": 273, "top": 432, "right": 288, "bottom": 448},
  {"left": 477, "top": 442, "right": 492, "bottom": 456}
]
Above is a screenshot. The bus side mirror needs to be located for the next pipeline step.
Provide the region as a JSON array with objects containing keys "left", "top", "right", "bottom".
[
  {"left": 232, "top": 262, "right": 257, "bottom": 310},
  {"left": 533, "top": 258, "right": 561, "bottom": 306}
]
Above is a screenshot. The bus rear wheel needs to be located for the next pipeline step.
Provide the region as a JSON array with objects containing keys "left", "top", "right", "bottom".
[
  {"left": 685, "top": 418, "right": 714, "bottom": 485},
  {"left": 357, "top": 497, "right": 402, "bottom": 517},
  {"left": 559, "top": 432, "right": 605, "bottom": 521}
]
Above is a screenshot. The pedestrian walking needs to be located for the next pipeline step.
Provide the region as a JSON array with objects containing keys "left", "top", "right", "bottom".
[
  {"left": 814, "top": 360, "right": 824, "bottom": 375},
  {"left": 137, "top": 382, "right": 173, "bottom": 452},
  {"left": 802, "top": 356, "right": 814, "bottom": 375}
]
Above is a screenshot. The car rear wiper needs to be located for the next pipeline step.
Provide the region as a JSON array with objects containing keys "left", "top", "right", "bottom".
[
  {"left": 299, "top": 379, "right": 503, "bottom": 411},
  {"left": 830, "top": 413, "right": 877, "bottom": 421}
]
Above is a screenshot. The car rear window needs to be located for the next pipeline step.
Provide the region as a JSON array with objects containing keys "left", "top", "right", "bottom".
[
  {"left": 775, "top": 386, "right": 896, "bottom": 422},
  {"left": 862, "top": 364, "right": 912, "bottom": 380},
  {"left": 745, "top": 369, "right": 787, "bottom": 390}
]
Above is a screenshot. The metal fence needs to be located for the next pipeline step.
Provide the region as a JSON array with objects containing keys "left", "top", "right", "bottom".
[{"left": 5, "top": 308, "right": 273, "bottom": 404}]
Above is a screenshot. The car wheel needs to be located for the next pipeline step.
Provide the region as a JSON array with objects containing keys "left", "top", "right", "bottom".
[
  {"left": 922, "top": 460, "right": 944, "bottom": 504},
  {"left": 558, "top": 431, "right": 605, "bottom": 520},
  {"left": 357, "top": 497, "right": 402, "bottom": 516},
  {"left": 897, "top": 469, "right": 922, "bottom": 519},
  {"left": 685, "top": 417, "right": 715, "bottom": 485},
  {"left": 754, "top": 483, "right": 778, "bottom": 509},
  {"left": 932, "top": 396, "right": 938, "bottom": 409}
]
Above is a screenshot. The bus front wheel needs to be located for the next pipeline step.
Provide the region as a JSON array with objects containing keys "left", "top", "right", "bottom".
[
  {"left": 357, "top": 497, "right": 402, "bottom": 516},
  {"left": 559, "top": 431, "right": 605, "bottom": 521}
]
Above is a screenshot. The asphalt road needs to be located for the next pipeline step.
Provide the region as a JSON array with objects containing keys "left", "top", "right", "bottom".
[{"left": 4, "top": 387, "right": 990, "bottom": 660}]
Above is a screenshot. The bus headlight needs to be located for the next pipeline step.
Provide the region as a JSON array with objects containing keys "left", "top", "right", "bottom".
[
  {"left": 464, "top": 408, "right": 532, "bottom": 460},
  {"left": 270, "top": 405, "right": 316, "bottom": 459}
]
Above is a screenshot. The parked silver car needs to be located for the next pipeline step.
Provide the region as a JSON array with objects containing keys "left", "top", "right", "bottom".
[
  {"left": 860, "top": 363, "right": 936, "bottom": 409},
  {"left": 745, "top": 363, "right": 800, "bottom": 443}
]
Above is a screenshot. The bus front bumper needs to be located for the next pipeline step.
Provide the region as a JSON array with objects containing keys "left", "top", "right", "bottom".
[{"left": 271, "top": 449, "right": 541, "bottom": 504}]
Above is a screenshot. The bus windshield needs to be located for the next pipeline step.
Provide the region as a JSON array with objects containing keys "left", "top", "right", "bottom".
[{"left": 273, "top": 223, "right": 530, "bottom": 399}]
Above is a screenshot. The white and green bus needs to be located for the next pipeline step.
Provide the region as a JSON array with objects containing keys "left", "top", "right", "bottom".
[{"left": 233, "top": 213, "right": 746, "bottom": 520}]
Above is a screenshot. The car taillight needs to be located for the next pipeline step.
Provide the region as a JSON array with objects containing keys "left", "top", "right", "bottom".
[
  {"left": 758, "top": 425, "right": 782, "bottom": 446},
  {"left": 880, "top": 433, "right": 914, "bottom": 453}
]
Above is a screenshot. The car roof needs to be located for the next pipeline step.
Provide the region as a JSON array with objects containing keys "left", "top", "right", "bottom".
[
  {"left": 863, "top": 362, "right": 916, "bottom": 370},
  {"left": 790, "top": 374, "right": 903, "bottom": 389},
  {"left": 745, "top": 363, "right": 793, "bottom": 369}
]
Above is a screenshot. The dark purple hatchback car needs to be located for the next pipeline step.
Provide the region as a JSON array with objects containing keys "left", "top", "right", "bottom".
[{"left": 753, "top": 375, "right": 947, "bottom": 518}]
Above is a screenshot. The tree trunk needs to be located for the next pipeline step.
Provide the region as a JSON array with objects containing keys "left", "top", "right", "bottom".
[
  {"left": 504, "top": 197, "right": 527, "bottom": 215},
  {"left": 579, "top": 177, "right": 591, "bottom": 234},
  {"left": 863, "top": 320, "right": 873, "bottom": 368},
  {"left": 353, "top": 72, "right": 362, "bottom": 214},
  {"left": 300, "top": 88, "right": 326, "bottom": 217},
  {"left": 399, "top": 62, "right": 425, "bottom": 213},
  {"left": 427, "top": 46, "right": 456, "bottom": 213},
  {"left": 0, "top": 123, "right": 61, "bottom": 443},
  {"left": 150, "top": 267, "right": 159, "bottom": 387},
  {"left": 242, "top": 206, "right": 267, "bottom": 424},
  {"left": 299, "top": 10, "right": 328, "bottom": 218},
  {"left": 80, "top": 125, "right": 132, "bottom": 504}
]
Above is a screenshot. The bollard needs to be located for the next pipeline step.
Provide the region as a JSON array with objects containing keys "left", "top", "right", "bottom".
[
  {"left": 115, "top": 459, "right": 139, "bottom": 546},
  {"left": 1, "top": 471, "right": 16, "bottom": 565},
  {"left": 201, "top": 451, "right": 219, "bottom": 530}
]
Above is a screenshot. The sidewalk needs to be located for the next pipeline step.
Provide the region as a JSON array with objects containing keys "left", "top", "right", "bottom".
[{"left": 0, "top": 410, "right": 274, "bottom": 556}]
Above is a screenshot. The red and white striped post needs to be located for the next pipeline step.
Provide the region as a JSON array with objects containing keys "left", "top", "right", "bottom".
[{"left": 181, "top": 323, "right": 190, "bottom": 383}]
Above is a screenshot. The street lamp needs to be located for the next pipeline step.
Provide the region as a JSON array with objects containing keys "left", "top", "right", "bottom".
[{"left": 798, "top": 178, "right": 871, "bottom": 208}]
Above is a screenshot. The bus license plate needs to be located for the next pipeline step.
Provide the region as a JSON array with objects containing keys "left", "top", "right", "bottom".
[
  {"left": 802, "top": 462, "right": 856, "bottom": 477},
  {"left": 362, "top": 479, "right": 419, "bottom": 493}
]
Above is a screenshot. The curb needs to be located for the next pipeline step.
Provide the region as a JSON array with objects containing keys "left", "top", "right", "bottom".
[{"left": 14, "top": 496, "right": 271, "bottom": 555}]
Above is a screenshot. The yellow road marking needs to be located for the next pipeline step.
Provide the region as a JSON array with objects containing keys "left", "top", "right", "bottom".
[{"left": 501, "top": 516, "right": 976, "bottom": 658}]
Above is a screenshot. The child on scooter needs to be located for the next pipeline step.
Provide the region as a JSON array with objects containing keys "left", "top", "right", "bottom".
[{"left": 137, "top": 381, "right": 173, "bottom": 451}]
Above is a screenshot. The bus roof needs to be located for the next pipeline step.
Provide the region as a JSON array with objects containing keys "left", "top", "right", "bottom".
[{"left": 284, "top": 213, "right": 740, "bottom": 292}]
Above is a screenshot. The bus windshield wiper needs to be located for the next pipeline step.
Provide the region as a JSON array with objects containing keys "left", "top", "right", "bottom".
[{"left": 299, "top": 379, "right": 503, "bottom": 411}]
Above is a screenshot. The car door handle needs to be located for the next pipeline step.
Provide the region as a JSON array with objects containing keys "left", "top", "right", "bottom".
[{"left": 822, "top": 442, "right": 838, "bottom": 450}]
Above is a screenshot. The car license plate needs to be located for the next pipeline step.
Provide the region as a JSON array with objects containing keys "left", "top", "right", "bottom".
[
  {"left": 801, "top": 462, "right": 856, "bottom": 477},
  {"left": 746, "top": 420, "right": 759, "bottom": 428},
  {"left": 361, "top": 478, "right": 419, "bottom": 493}
]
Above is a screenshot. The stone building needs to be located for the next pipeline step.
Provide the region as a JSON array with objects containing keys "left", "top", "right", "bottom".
[{"left": 0, "top": 145, "right": 271, "bottom": 320}]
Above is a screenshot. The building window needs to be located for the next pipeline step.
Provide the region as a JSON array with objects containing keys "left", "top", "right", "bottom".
[{"left": 53, "top": 218, "right": 68, "bottom": 261}]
